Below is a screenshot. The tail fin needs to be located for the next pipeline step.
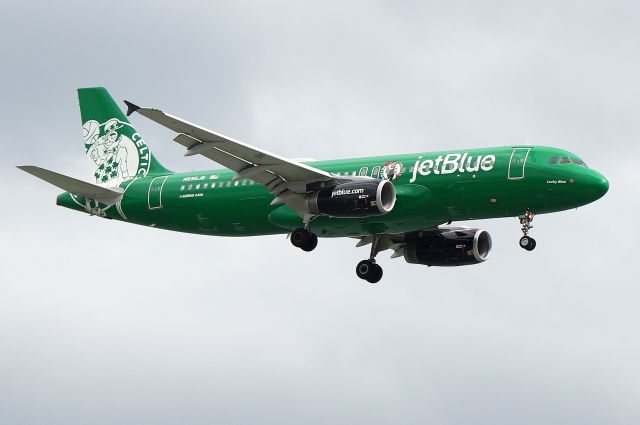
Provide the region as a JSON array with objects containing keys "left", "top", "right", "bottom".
[{"left": 78, "top": 87, "right": 171, "bottom": 187}]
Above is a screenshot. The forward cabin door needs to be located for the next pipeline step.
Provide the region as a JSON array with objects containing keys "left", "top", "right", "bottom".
[
  {"left": 148, "top": 176, "right": 168, "bottom": 209},
  {"left": 508, "top": 148, "right": 531, "bottom": 180}
]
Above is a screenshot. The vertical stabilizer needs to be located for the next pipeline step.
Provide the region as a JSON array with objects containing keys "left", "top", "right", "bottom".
[{"left": 78, "top": 87, "right": 171, "bottom": 187}]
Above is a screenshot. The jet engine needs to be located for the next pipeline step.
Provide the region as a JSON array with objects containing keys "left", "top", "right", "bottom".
[
  {"left": 402, "top": 228, "right": 492, "bottom": 266},
  {"left": 306, "top": 180, "right": 396, "bottom": 218}
]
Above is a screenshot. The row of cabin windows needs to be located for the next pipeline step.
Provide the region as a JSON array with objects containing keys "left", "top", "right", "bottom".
[
  {"left": 549, "top": 156, "right": 587, "bottom": 166},
  {"left": 334, "top": 166, "right": 381, "bottom": 178},
  {"left": 179, "top": 166, "right": 384, "bottom": 192},
  {"left": 180, "top": 179, "right": 256, "bottom": 191}
]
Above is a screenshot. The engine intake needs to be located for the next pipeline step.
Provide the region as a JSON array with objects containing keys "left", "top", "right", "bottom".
[
  {"left": 307, "top": 180, "right": 396, "bottom": 218},
  {"left": 403, "top": 228, "right": 492, "bottom": 266}
]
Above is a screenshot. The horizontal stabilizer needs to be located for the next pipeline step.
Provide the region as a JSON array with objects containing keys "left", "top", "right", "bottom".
[{"left": 17, "top": 166, "right": 124, "bottom": 204}]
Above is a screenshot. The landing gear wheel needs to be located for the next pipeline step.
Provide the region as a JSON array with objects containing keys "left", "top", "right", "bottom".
[
  {"left": 356, "top": 260, "right": 383, "bottom": 283},
  {"left": 356, "top": 260, "right": 372, "bottom": 279},
  {"left": 367, "top": 263, "right": 383, "bottom": 284},
  {"left": 290, "top": 228, "right": 317, "bottom": 251},
  {"left": 301, "top": 233, "right": 318, "bottom": 252},
  {"left": 519, "top": 236, "right": 536, "bottom": 251}
]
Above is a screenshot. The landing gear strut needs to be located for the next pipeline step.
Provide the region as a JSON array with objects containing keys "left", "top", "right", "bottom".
[
  {"left": 518, "top": 209, "right": 536, "bottom": 251},
  {"left": 356, "top": 235, "right": 383, "bottom": 283}
]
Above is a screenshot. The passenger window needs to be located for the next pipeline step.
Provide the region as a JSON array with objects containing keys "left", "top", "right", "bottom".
[
  {"left": 234, "top": 181, "right": 239, "bottom": 186},
  {"left": 371, "top": 166, "right": 381, "bottom": 179},
  {"left": 188, "top": 184, "right": 193, "bottom": 190},
  {"left": 180, "top": 185, "right": 185, "bottom": 191},
  {"left": 203, "top": 183, "right": 208, "bottom": 189},
  {"left": 359, "top": 167, "right": 368, "bottom": 176},
  {"left": 218, "top": 182, "right": 223, "bottom": 187},
  {"left": 226, "top": 181, "right": 231, "bottom": 187},
  {"left": 549, "top": 157, "right": 558, "bottom": 164},
  {"left": 250, "top": 180, "right": 255, "bottom": 185},
  {"left": 195, "top": 184, "right": 201, "bottom": 189},
  {"left": 559, "top": 157, "right": 571, "bottom": 164},
  {"left": 242, "top": 180, "right": 247, "bottom": 186}
]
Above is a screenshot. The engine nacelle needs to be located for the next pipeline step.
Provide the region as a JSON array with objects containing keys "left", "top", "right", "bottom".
[
  {"left": 403, "top": 228, "right": 492, "bottom": 266},
  {"left": 306, "top": 180, "right": 396, "bottom": 218}
]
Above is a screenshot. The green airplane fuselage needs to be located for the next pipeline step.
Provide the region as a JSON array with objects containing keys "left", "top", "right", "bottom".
[{"left": 56, "top": 145, "right": 609, "bottom": 237}]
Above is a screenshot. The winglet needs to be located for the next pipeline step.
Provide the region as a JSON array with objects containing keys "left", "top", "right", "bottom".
[{"left": 123, "top": 100, "right": 140, "bottom": 117}]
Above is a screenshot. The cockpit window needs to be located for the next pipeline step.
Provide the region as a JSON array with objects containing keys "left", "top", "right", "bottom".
[
  {"left": 571, "top": 157, "right": 587, "bottom": 166},
  {"left": 549, "top": 155, "right": 588, "bottom": 167}
]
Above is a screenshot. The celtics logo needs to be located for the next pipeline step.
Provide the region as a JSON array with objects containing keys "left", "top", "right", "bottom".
[
  {"left": 382, "top": 160, "right": 405, "bottom": 181},
  {"left": 83, "top": 118, "right": 150, "bottom": 187}
]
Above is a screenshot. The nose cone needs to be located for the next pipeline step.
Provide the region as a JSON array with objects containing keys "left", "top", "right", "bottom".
[
  {"left": 593, "top": 172, "right": 609, "bottom": 198},
  {"left": 586, "top": 170, "right": 609, "bottom": 202}
]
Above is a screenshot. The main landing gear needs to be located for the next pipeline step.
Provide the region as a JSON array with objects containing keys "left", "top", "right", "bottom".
[
  {"left": 518, "top": 209, "right": 537, "bottom": 251},
  {"left": 290, "top": 227, "right": 318, "bottom": 252},
  {"left": 290, "top": 214, "right": 318, "bottom": 252},
  {"left": 356, "top": 235, "right": 383, "bottom": 284}
]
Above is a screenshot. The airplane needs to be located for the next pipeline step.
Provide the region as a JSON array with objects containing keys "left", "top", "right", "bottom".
[{"left": 18, "top": 87, "right": 609, "bottom": 283}]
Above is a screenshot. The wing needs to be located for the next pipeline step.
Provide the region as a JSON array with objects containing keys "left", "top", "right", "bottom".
[
  {"left": 17, "top": 166, "right": 124, "bottom": 204},
  {"left": 124, "top": 101, "right": 334, "bottom": 214}
]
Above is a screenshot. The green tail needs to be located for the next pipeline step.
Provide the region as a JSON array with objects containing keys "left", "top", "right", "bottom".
[{"left": 78, "top": 87, "right": 171, "bottom": 187}]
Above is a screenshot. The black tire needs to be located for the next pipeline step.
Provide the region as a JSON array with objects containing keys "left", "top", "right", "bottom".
[
  {"left": 301, "top": 233, "right": 318, "bottom": 252},
  {"left": 356, "top": 260, "right": 373, "bottom": 280},
  {"left": 366, "top": 263, "right": 383, "bottom": 284},
  {"left": 519, "top": 236, "right": 532, "bottom": 250},
  {"left": 526, "top": 238, "right": 537, "bottom": 251},
  {"left": 291, "top": 228, "right": 310, "bottom": 248}
]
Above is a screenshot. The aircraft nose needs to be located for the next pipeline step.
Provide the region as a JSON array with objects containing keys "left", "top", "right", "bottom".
[{"left": 588, "top": 170, "right": 609, "bottom": 201}]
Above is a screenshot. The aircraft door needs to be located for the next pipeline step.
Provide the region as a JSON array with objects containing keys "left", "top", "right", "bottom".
[
  {"left": 508, "top": 148, "right": 531, "bottom": 180},
  {"left": 148, "top": 176, "right": 168, "bottom": 209}
]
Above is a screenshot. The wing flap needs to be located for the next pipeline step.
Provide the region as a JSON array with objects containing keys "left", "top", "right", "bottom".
[{"left": 174, "top": 134, "right": 253, "bottom": 172}]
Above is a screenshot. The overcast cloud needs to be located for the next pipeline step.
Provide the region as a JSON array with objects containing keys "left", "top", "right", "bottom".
[{"left": 1, "top": 1, "right": 639, "bottom": 424}]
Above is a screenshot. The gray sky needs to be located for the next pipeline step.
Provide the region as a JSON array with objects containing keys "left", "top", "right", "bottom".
[{"left": 1, "top": 1, "right": 639, "bottom": 424}]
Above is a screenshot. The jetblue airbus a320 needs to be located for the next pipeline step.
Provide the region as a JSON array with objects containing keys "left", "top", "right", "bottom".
[{"left": 19, "top": 88, "right": 609, "bottom": 282}]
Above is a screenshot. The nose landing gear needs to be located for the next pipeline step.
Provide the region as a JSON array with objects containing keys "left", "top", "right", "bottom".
[
  {"left": 519, "top": 209, "right": 536, "bottom": 251},
  {"left": 356, "top": 234, "right": 384, "bottom": 283}
]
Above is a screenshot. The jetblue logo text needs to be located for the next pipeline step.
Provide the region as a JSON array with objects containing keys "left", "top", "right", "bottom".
[
  {"left": 409, "top": 153, "right": 496, "bottom": 183},
  {"left": 331, "top": 188, "right": 365, "bottom": 198}
]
